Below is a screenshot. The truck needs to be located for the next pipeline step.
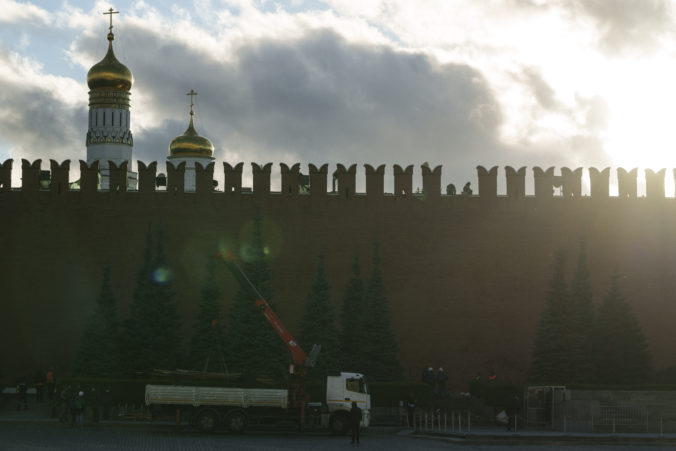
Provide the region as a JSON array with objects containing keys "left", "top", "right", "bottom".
[{"left": 144, "top": 250, "right": 371, "bottom": 434}]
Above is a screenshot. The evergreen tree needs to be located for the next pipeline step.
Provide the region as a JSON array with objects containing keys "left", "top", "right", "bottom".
[
  {"left": 593, "top": 273, "right": 652, "bottom": 384},
  {"left": 123, "top": 228, "right": 183, "bottom": 373},
  {"left": 340, "top": 254, "right": 365, "bottom": 372},
  {"left": 567, "top": 241, "right": 596, "bottom": 383},
  {"left": 188, "top": 257, "right": 227, "bottom": 372},
  {"left": 358, "top": 241, "right": 402, "bottom": 381},
  {"left": 72, "top": 265, "right": 120, "bottom": 376},
  {"left": 299, "top": 253, "right": 340, "bottom": 375},
  {"left": 530, "top": 250, "right": 571, "bottom": 384},
  {"left": 226, "top": 211, "right": 287, "bottom": 379}
]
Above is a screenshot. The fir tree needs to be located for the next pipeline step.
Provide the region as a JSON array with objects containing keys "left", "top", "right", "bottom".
[
  {"left": 593, "top": 273, "right": 652, "bottom": 384},
  {"left": 226, "top": 211, "right": 287, "bottom": 379},
  {"left": 567, "top": 241, "right": 596, "bottom": 383},
  {"left": 341, "top": 254, "right": 365, "bottom": 372},
  {"left": 123, "top": 228, "right": 183, "bottom": 373},
  {"left": 72, "top": 265, "right": 120, "bottom": 376},
  {"left": 358, "top": 241, "right": 402, "bottom": 381},
  {"left": 299, "top": 253, "right": 340, "bottom": 375},
  {"left": 188, "top": 257, "right": 227, "bottom": 372},
  {"left": 530, "top": 250, "right": 571, "bottom": 384}
]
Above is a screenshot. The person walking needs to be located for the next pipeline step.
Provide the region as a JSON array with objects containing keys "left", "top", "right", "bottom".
[
  {"left": 405, "top": 393, "right": 416, "bottom": 429},
  {"left": 350, "top": 401, "right": 362, "bottom": 445},
  {"left": 45, "top": 367, "right": 56, "bottom": 400}
]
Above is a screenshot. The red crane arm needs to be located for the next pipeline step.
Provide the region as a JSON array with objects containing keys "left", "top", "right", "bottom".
[{"left": 215, "top": 250, "right": 309, "bottom": 368}]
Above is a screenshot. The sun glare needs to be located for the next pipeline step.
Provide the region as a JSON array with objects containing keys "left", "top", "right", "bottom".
[{"left": 603, "top": 56, "right": 676, "bottom": 171}]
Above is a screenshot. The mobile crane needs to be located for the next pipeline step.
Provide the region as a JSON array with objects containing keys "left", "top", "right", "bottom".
[{"left": 145, "top": 250, "right": 371, "bottom": 434}]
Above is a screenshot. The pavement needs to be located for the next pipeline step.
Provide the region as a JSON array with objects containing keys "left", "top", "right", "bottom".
[{"left": 3, "top": 394, "right": 676, "bottom": 447}]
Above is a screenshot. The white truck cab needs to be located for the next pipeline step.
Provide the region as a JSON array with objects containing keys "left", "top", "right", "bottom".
[{"left": 325, "top": 372, "right": 370, "bottom": 433}]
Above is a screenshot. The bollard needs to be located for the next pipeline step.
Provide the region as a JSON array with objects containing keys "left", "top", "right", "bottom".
[
  {"left": 468, "top": 411, "right": 471, "bottom": 432},
  {"left": 459, "top": 412, "right": 462, "bottom": 431},
  {"left": 452, "top": 411, "right": 455, "bottom": 432},
  {"left": 444, "top": 412, "right": 447, "bottom": 432},
  {"left": 564, "top": 416, "right": 567, "bottom": 433},
  {"left": 425, "top": 412, "right": 428, "bottom": 430}
]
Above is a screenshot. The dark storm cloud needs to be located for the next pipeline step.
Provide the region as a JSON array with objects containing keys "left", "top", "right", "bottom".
[
  {"left": 0, "top": 46, "right": 87, "bottom": 169},
  {"left": 71, "top": 28, "right": 505, "bottom": 189}
]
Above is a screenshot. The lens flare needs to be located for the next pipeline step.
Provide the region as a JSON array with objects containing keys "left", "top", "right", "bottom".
[{"left": 152, "top": 266, "right": 172, "bottom": 284}]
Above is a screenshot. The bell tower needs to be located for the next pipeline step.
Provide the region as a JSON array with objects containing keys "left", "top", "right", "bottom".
[{"left": 85, "top": 8, "right": 136, "bottom": 189}]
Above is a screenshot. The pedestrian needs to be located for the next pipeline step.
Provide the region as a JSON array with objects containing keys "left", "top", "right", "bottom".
[
  {"left": 462, "top": 182, "right": 473, "bottom": 195},
  {"left": 34, "top": 370, "right": 44, "bottom": 403},
  {"left": 59, "top": 385, "right": 72, "bottom": 423},
  {"left": 421, "top": 367, "right": 435, "bottom": 389},
  {"left": 436, "top": 367, "right": 448, "bottom": 397},
  {"left": 74, "top": 391, "right": 86, "bottom": 429},
  {"left": 350, "top": 401, "right": 362, "bottom": 445},
  {"left": 102, "top": 386, "right": 112, "bottom": 420},
  {"left": 16, "top": 378, "right": 28, "bottom": 411},
  {"left": 405, "top": 393, "right": 416, "bottom": 429},
  {"left": 45, "top": 367, "right": 56, "bottom": 400},
  {"left": 90, "top": 387, "right": 100, "bottom": 423},
  {"left": 506, "top": 394, "right": 520, "bottom": 431}
]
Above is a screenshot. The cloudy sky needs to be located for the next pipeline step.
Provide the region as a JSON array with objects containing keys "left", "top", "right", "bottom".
[{"left": 1, "top": 0, "right": 675, "bottom": 194}]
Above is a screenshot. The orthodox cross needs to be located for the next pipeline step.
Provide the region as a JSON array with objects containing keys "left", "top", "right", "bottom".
[
  {"left": 187, "top": 89, "right": 198, "bottom": 116},
  {"left": 103, "top": 8, "right": 119, "bottom": 33}
]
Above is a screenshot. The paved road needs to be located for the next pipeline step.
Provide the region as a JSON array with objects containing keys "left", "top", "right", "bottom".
[{"left": 0, "top": 422, "right": 673, "bottom": 451}]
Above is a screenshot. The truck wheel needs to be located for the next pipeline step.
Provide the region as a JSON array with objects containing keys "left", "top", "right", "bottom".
[
  {"left": 225, "top": 409, "right": 247, "bottom": 434},
  {"left": 329, "top": 412, "right": 349, "bottom": 435},
  {"left": 196, "top": 409, "right": 218, "bottom": 433}
]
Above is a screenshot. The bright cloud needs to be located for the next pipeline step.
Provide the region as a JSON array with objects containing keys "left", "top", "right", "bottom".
[{"left": 2, "top": 0, "right": 676, "bottom": 194}]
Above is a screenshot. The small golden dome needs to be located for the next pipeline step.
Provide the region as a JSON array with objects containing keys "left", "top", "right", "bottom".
[
  {"left": 169, "top": 117, "right": 215, "bottom": 158},
  {"left": 87, "top": 33, "right": 132, "bottom": 92}
]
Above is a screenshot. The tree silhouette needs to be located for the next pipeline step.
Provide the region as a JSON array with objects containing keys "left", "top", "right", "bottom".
[
  {"left": 72, "top": 265, "right": 120, "bottom": 376},
  {"left": 299, "top": 253, "right": 340, "bottom": 375},
  {"left": 593, "top": 273, "right": 652, "bottom": 384},
  {"left": 358, "top": 241, "right": 402, "bottom": 381},
  {"left": 226, "top": 211, "right": 287, "bottom": 380},
  {"left": 567, "top": 242, "right": 596, "bottom": 383},
  {"left": 189, "top": 257, "right": 227, "bottom": 372},
  {"left": 530, "top": 250, "right": 571, "bottom": 384},
  {"left": 122, "top": 228, "right": 182, "bottom": 373},
  {"left": 340, "top": 254, "right": 365, "bottom": 372}
]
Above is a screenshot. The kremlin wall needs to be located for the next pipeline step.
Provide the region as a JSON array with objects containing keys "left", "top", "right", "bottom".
[
  {"left": 2, "top": 10, "right": 676, "bottom": 388},
  {"left": 2, "top": 160, "right": 676, "bottom": 388}
]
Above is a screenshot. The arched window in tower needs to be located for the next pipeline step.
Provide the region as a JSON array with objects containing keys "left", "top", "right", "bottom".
[{"left": 103, "top": 111, "right": 106, "bottom": 126}]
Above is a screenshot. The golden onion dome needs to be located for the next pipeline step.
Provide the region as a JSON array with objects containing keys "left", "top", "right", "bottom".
[
  {"left": 87, "top": 32, "right": 132, "bottom": 92},
  {"left": 169, "top": 117, "right": 215, "bottom": 158}
]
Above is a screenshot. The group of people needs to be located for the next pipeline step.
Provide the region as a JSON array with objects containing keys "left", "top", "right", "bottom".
[
  {"left": 58, "top": 384, "right": 113, "bottom": 428},
  {"left": 421, "top": 366, "right": 449, "bottom": 397}
]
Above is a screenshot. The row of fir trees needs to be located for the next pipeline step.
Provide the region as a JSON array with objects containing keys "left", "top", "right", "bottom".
[
  {"left": 529, "top": 244, "right": 652, "bottom": 386},
  {"left": 72, "top": 214, "right": 402, "bottom": 382}
]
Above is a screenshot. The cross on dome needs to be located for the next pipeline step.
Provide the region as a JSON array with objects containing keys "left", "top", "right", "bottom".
[{"left": 187, "top": 89, "right": 198, "bottom": 117}]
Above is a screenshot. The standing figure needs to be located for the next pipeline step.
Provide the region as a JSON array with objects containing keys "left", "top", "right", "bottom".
[
  {"left": 45, "top": 367, "right": 56, "bottom": 400},
  {"left": 350, "top": 401, "right": 362, "bottom": 445},
  {"left": 89, "top": 387, "right": 100, "bottom": 423},
  {"left": 74, "top": 391, "right": 86, "bottom": 429},
  {"left": 102, "top": 386, "right": 112, "bottom": 420},
  {"left": 436, "top": 368, "right": 448, "bottom": 397},
  {"left": 16, "top": 378, "right": 28, "bottom": 411},
  {"left": 405, "top": 393, "right": 416, "bottom": 429}
]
